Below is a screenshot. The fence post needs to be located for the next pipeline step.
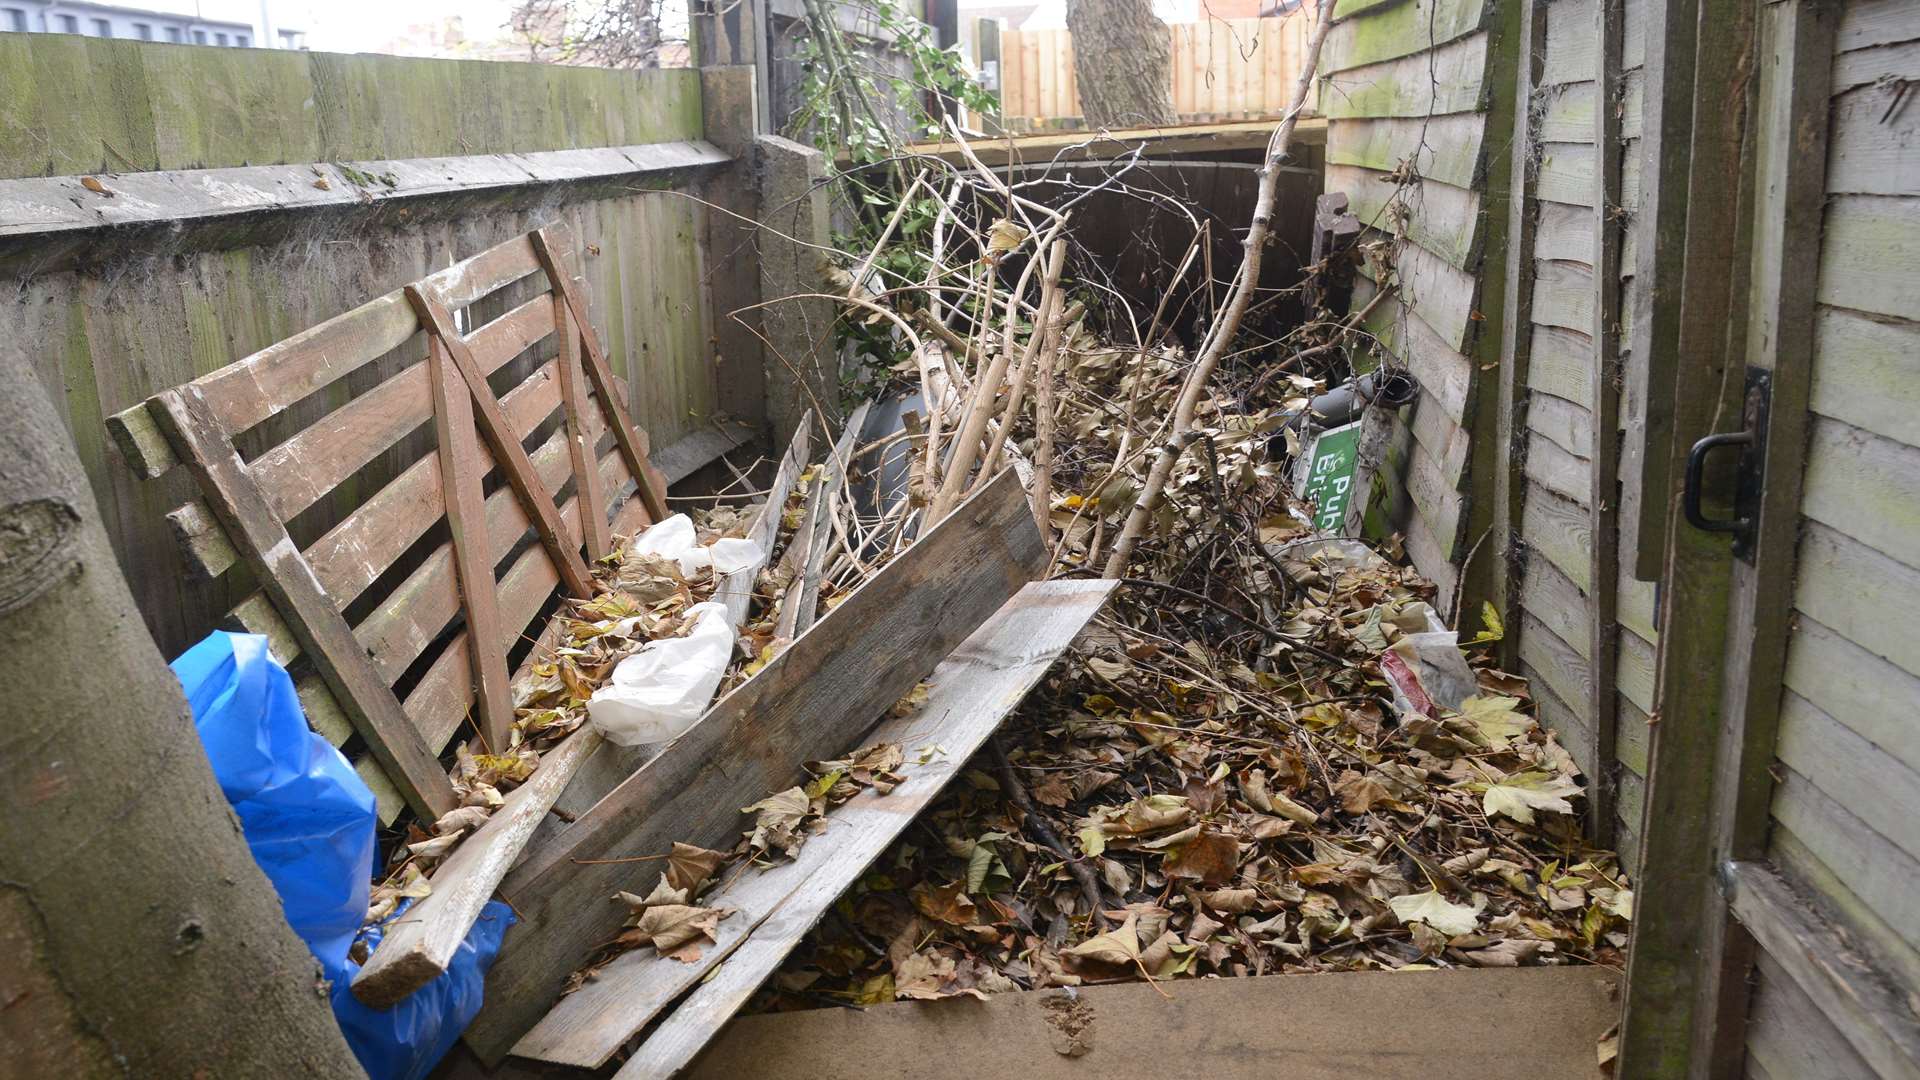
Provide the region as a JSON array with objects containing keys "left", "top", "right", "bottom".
[
  {"left": 698, "top": 66, "right": 770, "bottom": 441},
  {"left": 754, "top": 134, "right": 840, "bottom": 448}
]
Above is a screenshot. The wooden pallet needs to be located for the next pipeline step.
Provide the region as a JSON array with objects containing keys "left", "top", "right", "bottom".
[{"left": 108, "top": 225, "right": 671, "bottom": 823}]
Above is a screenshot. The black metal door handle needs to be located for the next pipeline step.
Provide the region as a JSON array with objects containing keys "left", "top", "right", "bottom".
[{"left": 1683, "top": 430, "right": 1754, "bottom": 535}]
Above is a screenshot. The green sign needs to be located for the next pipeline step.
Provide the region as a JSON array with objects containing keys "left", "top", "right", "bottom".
[{"left": 1298, "top": 420, "right": 1363, "bottom": 533}]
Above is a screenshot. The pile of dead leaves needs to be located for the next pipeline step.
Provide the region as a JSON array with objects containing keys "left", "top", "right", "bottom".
[
  {"left": 751, "top": 534, "right": 1631, "bottom": 1010},
  {"left": 563, "top": 741, "right": 910, "bottom": 988}
]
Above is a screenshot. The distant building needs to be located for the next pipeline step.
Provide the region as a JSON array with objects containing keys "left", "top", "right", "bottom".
[{"left": 0, "top": 1, "right": 304, "bottom": 49}]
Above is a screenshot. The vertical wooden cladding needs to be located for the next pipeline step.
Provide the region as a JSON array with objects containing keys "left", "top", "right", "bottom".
[
  {"left": 1318, "top": 0, "right": 1499, "bottom": 619},
  {"left": 1744, "top": 1, "right": 1920, "bottom": 1075}
]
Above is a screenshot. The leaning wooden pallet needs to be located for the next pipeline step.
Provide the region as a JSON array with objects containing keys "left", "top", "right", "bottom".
[
  {"left": 105, "top": 224, "right": 696, "bottom": 1005},
  {"left": 107, "top": 224, "right": 668, "bottom": 823}
]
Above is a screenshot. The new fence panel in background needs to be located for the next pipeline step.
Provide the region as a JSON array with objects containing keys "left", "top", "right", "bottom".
[{"left": 1000, "top": 16, "right": 1314, "bottom": 131}]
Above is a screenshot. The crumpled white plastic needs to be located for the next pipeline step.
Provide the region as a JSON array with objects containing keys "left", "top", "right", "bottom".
[
  {"left": 627, "top": 514, "right": 760, "bottom": 578},
  {"left": 1380, "top": 601, "right": 1479, "bottom": 717},
  {"left": 587, "top": 601, "right": 735, "bottom": 746}
]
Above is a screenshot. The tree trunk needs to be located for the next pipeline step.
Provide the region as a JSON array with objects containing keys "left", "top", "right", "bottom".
[
  {"left": 1065, "top": 0, "right": 1177, "bottom": 128},
  {"left": 0, "top": 355, "right": 364, "bottom": 1078}
]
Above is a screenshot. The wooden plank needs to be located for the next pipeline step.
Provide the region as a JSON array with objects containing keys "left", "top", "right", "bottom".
[
  {"left": 104, "top": 233, "right": 545, "bottom": 480},
  {"left": 1519, "top": 556, "right": 1592, "bottom": 665},
  {"left": 1524, "top": 431, "right": 1589, "bottom": 505},
  {"left": 1359, "top": 238, "right": 1481, "bottom": 352},
  {"left": 1530, "top": 257, "right": 1596, "bottom": 334},
  {"left": 1494, "top": 0, "right": 1548, "bottom": 676},
  {"left": 553, "top": 288, "right": 611, "bottom": 561},
  {"left": 1622, "top": 1, "right": 1822, "bottom": 1073},
  {"left": 1827, "top": 62, "right": 1920, "bottom": 197},
  {"left": 1800, "top": 417, "right": 1920, "bottom": 572},
  {"left": 427, "top": 331, "right": 513, "bottom": 753},
  {"left": 311, "top": 364, "right": 568, "bottom": 684},
  {"left": 1745, "top": 951, "right": 1879, "bottom": 1080},
  {"left": 1526, "top": 324, "right": 1595, "bottom": 409},
  {"left": 1810, "top": 306, "right": 1920, "bottom": 448},
  {"left": 1618, "top": 0, "right": 1700, "bottom": 581},
  {"left": 464, "top": 468, "right": 1049, "bottom": 1063},
  {"left": 402, "top": 442, "right": 635, "bottom": 752},
  {"left": 1725, "top": 860, "right": 1920, "bottom": 1078},
  {"left": 796, "top": 403, "right": 870, "bottom": 635},
  {"left": 1317, "top": 33, "right": 1489, "bottom": 118},
  {"left": 1528, "top": 390, "right": 1594, "bottom": 461},
  {"left": 1328, "top": 164, "right": 1483, "bottom": 269},
  {"left": 1543, "top": 0, "right": 1600, "bottom": 83},
  {"left": 519, "top": 579, "right": 1117, "bottom": 1071},
  {"left": 247, "top": 294, "right": 554, "bottom": 526},
  {"left": 716, "top": 415, "right": 810, "bottom": 627},
  {"left": 150, "top": 385, "right": 456, "bottom": 820},
  {"left": 1795, "top": 521, "right": 1920, "bottom": 681},
  {"left": 531, "top": 226, "right": 671, "bottom": 525},
  {"left": 1784, "top": 613, "right": 1920, "bottom": 776},
  {"left": 1776, "top": 690, "right": 1920, "bottom": 862},
  {"left": 1587, "top": 0, "right": 1625, "bottom": 845},
  {"left": 1537, "top": 80, "right": 1599, "bottom": 142},
  {"left": 1323, "top": 0, "right": 1489, "bottom": 75},
  {"left": 352, "top": 725, "right": 605, "bottom": 1007},
  {"left": 407, "top": 286, "right": 595, "bottom": 601},
  {"left": 690, "top": 966, "right": 1621, "bottom": 1080},
  {"left": 1770, "top": 780, "right": 1920, "bottom": 996},
  {"left": 1326, "top": 113, "right": 1486, "bottom": 189},
  {"left": 1517, "top": 612, "right": 1594, "bottom": 731},
  {"left": 1522, "top": 485, "right": 1593, "bottom": 592}
]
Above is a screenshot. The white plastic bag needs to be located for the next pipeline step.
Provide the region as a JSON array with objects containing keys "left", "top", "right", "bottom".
[
  {"left": 627, "top": 514, "right": 762, "bottom": 578},
  {"left": 587, "top": 601, "right": 734, "bottom": 746}
]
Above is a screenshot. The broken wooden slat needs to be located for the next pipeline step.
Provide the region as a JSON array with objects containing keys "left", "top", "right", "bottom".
[
  {"left": 530, "top": 226, "right": 670, "bottom": 524},
  {"left": 1724, "top": 860, "right": 1920, "bottom": 1077},
  {"left": 515, "top": 578, "right": 1115, "bottom": 1070},
  {"left": 427, "top": 331, "right": 514, "bottom": 754},
  {"left": 463, "top": 468, "right": 1047, "bottom": 1063},
  {"left": 407, "top": 287, "right": 595, "bottom": 601},
  {"left": 351, "top": 725, "right": 606, "bottom": 1008},
  {"left": 554, "top": 287, "right": 612, "bottom": 561},
  {"left": 149, "top": 385, "right": 457, "bottom": 821},
  {"left": 795, "top": 403, "right": 869, "bottom": 637},
  {"left": 715, "top": 414, "right": 810, "bottom": 626}
]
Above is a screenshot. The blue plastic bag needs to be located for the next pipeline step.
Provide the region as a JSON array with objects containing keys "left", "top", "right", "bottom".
[
  {"left": 173, "top": 631, "right": 375, "bottom": 967},
  {"left": 173, "top": 631, "right": 514, "bottom": 1080},
  {"left": 333, "top": 899, "right": 516, "bottom": 1080}
]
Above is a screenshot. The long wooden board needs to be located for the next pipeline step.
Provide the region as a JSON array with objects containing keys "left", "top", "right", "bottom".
[
  {"left": 515, "top": 578, "right": 1116, "bottom": 1069},
  {"left": 463, "top": 468, "right": 1048, "bottom": 1063},
  {"left": 612, "top": 580, "right": 1117, "bottom": 1078},
  {"left": 351, "top": 726, "right": 605, "bottom": 1007}
]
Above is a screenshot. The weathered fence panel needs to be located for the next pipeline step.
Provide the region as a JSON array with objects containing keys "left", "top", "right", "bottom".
[
  {"left": 0, "top": 40, "right": 743, "bottom": 660},
  {"left": 1000, "top": 16, "right": 1316, "bottom": 130}
]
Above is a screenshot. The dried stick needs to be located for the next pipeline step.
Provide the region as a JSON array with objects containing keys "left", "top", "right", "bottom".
[
  {"left": 1102, "top": 8, "right": 1334, "bottom": 578},
  {"left": 989, "top": 737, "right": 1109, "bottom": 928},
  {"left": 979, "top": 236, "right": 1069, "bottom": 484},
  {"left": 927, "top": 222, "right": 1062, "bottom": 522},
  {"left": 846, "top": 171, "right": 930, "bottom": 299},
  {"left": 1029, "top": 248, "right": 1070, "bottom": 537}
]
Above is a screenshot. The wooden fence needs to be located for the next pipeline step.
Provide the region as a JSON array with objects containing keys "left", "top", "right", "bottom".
[
  {"left": 997, "top": 17, "right": 1315, "bottom": 131},
  {"left": 0, "top": 38, "right": 749, "bottom": 661}
]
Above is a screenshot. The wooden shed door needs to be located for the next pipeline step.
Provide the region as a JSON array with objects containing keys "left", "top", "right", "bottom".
[{"left": 1615, "top": 0, "right": 1920, "bottom": 1076}]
